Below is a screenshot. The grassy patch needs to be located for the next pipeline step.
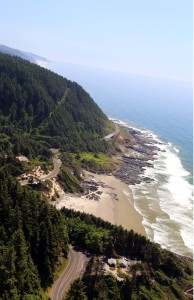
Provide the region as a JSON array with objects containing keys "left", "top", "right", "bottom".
[
  {"left": 74, "top": 152, "right": 116, "bottom": 172},
  {"left": 119, "top": 127, "right": 135, "bottom": 143},
  {"left": 103, "top": 120, "right": 116, "bottom": 135},
  {"left": 78, "top": 152, "right": 110, "bottom": 163},
  {"left": 23, "top": 157, "right": 53, "bottom": 173}
]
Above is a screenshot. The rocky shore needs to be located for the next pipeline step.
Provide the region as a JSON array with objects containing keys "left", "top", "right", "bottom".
[
  {"left": 54, "top": 170, "right": 146, "bottom": 235},
  {"left": 82, "top": 173, "right": 118, "bottom": 201},
  {"left": 114, "top": 125, "right": 164, "bottom": 185}
]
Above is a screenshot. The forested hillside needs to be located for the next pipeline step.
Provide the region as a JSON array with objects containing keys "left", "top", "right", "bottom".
[
  {"left": 0, "top": 171, "right": 68, "bottom": 299},
  {"left": 0, "top": 52, "right": 110, "bottom": 157},
  {"left": 62, "top": 209, "right": 193, "bottom": 300},
  {"left": 0, "top": 53, "right": 192, "bottom": 300},
  {"left": 0, "top": 53, "right": 111, "bottom": 299}
]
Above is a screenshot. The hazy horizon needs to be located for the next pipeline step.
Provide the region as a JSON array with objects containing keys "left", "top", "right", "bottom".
[{"left": 0, "top": 0, "right": 192, "bottom": 83}]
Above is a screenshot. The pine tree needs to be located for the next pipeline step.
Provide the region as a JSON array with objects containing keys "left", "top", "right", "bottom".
[
  {"left": 64, "top": 278, "right": 88, "bottom": 300},
  {"left": 11, "top": 229, "right": 41, "bottom": 297}
]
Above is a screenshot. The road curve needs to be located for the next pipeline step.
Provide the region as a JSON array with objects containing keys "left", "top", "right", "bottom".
[
  {"left": 103, "top": 124, "right": 120, "bottom": 142},
  {"left": 41, "top": 157, "right": 62, "bottom": 181},
  {"left": 51, "top": 246, "right": 88, "bottom": 300}
]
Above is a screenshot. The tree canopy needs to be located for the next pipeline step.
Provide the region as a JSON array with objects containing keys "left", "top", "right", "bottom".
[
  {"left": 0, "top": 52, "right": 111, "bottom": 158},
  {"left": 0, "top": 171, "right": 68, "bottom": 298}
]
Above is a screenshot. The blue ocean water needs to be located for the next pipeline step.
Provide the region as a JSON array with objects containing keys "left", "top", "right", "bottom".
[
  {"left": 47, "top": 62, "right": 192, "bottom": 178},
  {"left": 45, "top": 61, "right": 193, "bottom": 257}
]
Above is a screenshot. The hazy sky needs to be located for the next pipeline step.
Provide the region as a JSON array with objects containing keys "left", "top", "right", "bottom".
[{"left": 0, "top": 0, "right": 192, "bottom": 82}]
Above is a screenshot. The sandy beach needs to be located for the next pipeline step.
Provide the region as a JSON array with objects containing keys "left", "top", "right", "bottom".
[{"left": 54, "top": 171, "right": 146, "bottom": 236}]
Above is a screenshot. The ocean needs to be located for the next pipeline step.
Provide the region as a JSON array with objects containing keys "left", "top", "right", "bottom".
[{"left": 45, "top": 61, "right": 193, "bottom": 258}]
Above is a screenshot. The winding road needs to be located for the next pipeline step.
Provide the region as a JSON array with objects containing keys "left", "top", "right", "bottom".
[
  {"left": 20, "top": 123, "right": 119, "bottom": 186},
  {"left": 41, "top": 157, "right": 62, "bottom": 181},
  {"left": 51, "top": 246, "right": 88, "bottom": 300},
  {"left": 103, "top": 124, "right": 120, "bottom": 142}
]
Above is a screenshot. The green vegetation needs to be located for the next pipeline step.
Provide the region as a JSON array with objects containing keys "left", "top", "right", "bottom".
[
  {"left": 65, "top": 216, "right": 111, "bottom": 254},
  {"left": 75, "top": 152, "right": 116, "bottom": 172},
  {"left": 0, "top": 171, "right": 69, "bottom": 299},
  {"left": 62, "top": 208, "right": 193, "bottom": 300},
  {"left": 57, "top": 151, "right": 117, "bottom": 194},
  {"left": 57, "top": 166, "right": 84, "bottom": 193},
  {"left": 64, "top": 278, "right": 88, "bottom": 300},
  {"left": 0, "top": 52, "right": 112, "bottom": 298},
  {"left": 119, "top": 126, "right": 134, "bottom": 142},
  {"left": 0, "top": 53, "right": 192, "bottom": 299},
  {"left": 60, "top": 151, "right": 116, "bottom": 176},
  {"left": 0, "top": 52, "right": 111, "bottom": 162}
]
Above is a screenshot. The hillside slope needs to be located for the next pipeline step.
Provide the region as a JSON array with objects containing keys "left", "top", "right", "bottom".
[
  {"left": 0, "top": 44, "right": 36, "bottom": 63},
  {"left": 0, "top": 53, "right": 110, "bottom": 156},
  {"left": 0, "top": 52, "right": 192, "bottom": 300}
]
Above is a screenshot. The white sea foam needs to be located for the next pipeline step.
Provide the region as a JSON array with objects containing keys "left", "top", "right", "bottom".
[
  {"left": 142, "top": 219, "right": 155, "bottom": 240},
  {"left": 110, "top": 118, "right": 150, "bottom": 136},
  {"left": 180, "top": 227, "right": 194, "bottom": 251},
  {"left": 173, "top": 146, "right": 179, "bottom": 153},
  {"left": 154, "top": 148, "right": 193, "bottom": 255},
  {"left": 111, "top": 117, "right": 193, "bottom": 256},
  {"left": 123, "top": 189, "right": 133, "bottom": 205},
  {"left": 141, "top": 165, "right": 156, "bottom": 181},
  {"left": 141, "top": 190, "right": 150, "bottom": 195},
  {"left": 150, "top": 218, "right": 186, "bottom": 254}
]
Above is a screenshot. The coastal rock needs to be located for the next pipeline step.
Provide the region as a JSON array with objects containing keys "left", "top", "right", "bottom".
[{"left": 114, "top": 124, "right": 163, "bottom": 185}]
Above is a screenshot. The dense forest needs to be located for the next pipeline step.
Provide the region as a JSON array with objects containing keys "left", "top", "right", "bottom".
[
  {"left": 0, "top": 52, "right": 111, "bottom": 160},
  {"left": 62, "top": 209, "right": 193, "bottom": 300},
  {"left": 0, "top": 53, "right": 193, "bottom": 299},
  {"left": 0, "top": 171, "right": 68, "bottom": 299},
  {"left": 0, "top": 53, "right": 112, "bottom": 299}
]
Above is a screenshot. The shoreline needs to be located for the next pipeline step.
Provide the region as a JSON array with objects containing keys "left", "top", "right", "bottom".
[
  {"left": 113, "top": 120, "right": 193, "bottom": 257},
  {"left": 112, "top": 120, "right": 165, "bottom": 185},
  {"left": 53, "top": 171, "right": 146, "bottom": 236},
  {"left": 51, "top": 120, "right": 193, "bottom": 257},
  {"left": 52, "top": 122, "right": 165, "bottom": 238}
]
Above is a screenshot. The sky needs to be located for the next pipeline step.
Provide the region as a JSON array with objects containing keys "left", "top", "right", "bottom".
[{"left": 0, "top": 0, "right": 192, "bottom": 82}]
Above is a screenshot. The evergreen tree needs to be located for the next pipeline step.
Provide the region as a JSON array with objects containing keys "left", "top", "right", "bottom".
[
  {"left": 11, "top": 229, "right": 41, "bottom": 297},
  {"left": 64, "top": 278, "right": 88, "bottom": 300}
]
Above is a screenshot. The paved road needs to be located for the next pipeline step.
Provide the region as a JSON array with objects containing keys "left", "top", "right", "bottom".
[
  {"left": 41, "top": 157, "right": 62, "bottom": 181},
  {"left": 20, "top": 152, "right": 62, "bottom": 185},
  {"left": 51, "top": 246, "right": 88, "bottom": 300},
  {"left": 103, "top": 124, "right": 120, "bottom": 142},
  {"left": 184, "top": 287, "right": 193, "bottom": 295}
]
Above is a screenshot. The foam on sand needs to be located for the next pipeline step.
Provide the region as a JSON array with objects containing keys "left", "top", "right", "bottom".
[
  {"left": 110, "top": 118, "right": 193, "bottom": 257},
  {"left": 130, "top": 132, "right": 193, "bottom": 257}
]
